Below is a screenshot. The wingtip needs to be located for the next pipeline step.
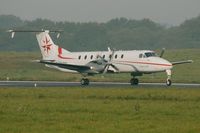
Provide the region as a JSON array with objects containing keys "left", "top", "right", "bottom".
[
  {"left": 6, "top": 30, "right": 13, "bottom": 33},
  {"left": 30, "top": 60, "right": 41, "bottom": 63},
  {"left": 188, "top": 60, "right": 193, "bottom": 63}
]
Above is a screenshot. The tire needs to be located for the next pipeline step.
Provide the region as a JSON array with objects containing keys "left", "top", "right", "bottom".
[
  {"left": 130, "top": 78, "right": 139, "bottom": 85},
  {"left": 85, "top": 79, "right": 89, "bottom": 85},
  {"left": 81, "top": 78, "right": 89, "bottom": 85},
  {"left": 166, "top": 79, "right": 172, "bottom": 86}
]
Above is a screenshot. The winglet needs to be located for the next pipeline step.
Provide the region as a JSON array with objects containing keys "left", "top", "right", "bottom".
[{"left": 6, "top": 30, "right": 15, "bottom": 38}]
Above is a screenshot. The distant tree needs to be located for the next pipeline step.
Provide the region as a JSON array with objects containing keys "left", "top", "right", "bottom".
[
  {"left": 0, "top": 15, "right": 24, "bottom": 29},
  {"left": 0, "top": 15, "right": 200, "bottom": 51}
]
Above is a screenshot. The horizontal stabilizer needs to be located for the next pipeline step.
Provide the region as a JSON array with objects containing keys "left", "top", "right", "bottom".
[
  {"left": 7, "top": 29, "right": 63, "bottom": 33},
  {"left": 7, "top": 29, "right": 63, "bottom": 38}
]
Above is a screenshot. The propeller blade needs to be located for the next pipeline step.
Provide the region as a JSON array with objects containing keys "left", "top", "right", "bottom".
[
  {"left": 109, "top": 48, "right": 115, "bottom": 62},
  {"left": 96, "top": 55, "right": 107, "bottom": 63},
  {"left": 102, "top": 47, "right": 118, "bottom": 74},
  {"left": 103, "top": 65, "right": 109, "bottom": 74},
  {"left": 103, "top": 63, "right": 119, "bottom": 74},
  {"left": 110, "top": 64, "right": 119, "bottom": 72}
]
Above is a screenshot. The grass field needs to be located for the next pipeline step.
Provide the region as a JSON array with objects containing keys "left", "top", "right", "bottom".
[
  {"left": 0, "top": 87, "right": 200, "bottom": 133},
  {"left": 0, "top": 49, "right": 199, "bottom": 83}
]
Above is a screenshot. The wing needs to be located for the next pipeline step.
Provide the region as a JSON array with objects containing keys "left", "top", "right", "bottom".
[
  {"left": 172, "top": 60, "right": 193, "bottom": 65},
  {"left": 39, "top": 58, "right": 117, "bottom": 74},
  {"left": 39, "top": 60, "right": 92, "bottom": 73}
]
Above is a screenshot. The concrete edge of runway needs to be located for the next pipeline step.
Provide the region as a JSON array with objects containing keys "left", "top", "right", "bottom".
[{"left": 0, "top": 80, "right": 200, "bottom": 88}]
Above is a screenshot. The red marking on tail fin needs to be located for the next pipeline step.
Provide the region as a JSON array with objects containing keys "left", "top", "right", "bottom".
[{"left": 42, "top": 36, "right": 52, "bottom": 54}]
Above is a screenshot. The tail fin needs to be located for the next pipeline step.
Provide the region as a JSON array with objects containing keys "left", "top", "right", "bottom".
[
  {"left": 8, "top": 29, "right": 70, "bottom": 60},
  {"left": 36, "top": 31, "right": 70, "bottom": 60}
]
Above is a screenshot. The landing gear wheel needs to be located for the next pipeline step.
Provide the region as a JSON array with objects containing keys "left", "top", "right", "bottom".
[
  {"left": 166, "top": 79, "right": 172, "bottom": 86},
  {"left": 81, "top": 78, "right": 89, "bottom": 85},
  {"left": 130, "top": 78, "right": 139, "bottom": 85}
]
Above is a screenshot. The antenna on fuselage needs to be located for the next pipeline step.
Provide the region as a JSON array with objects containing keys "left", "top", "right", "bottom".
[{"left": 160, "top": 48, "right": 165, "bottom": 57}]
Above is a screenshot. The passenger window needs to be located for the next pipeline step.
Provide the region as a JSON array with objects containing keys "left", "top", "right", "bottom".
[
  {"left": 78, "top": 55, "right": 81, "bottom": 60},
  {"left": 90, "top": 55, "right": 93, "bottom": 59},
  {"left": 121, "top": 54, "right": 124, "bottom": 58},
  {"left": 103, "top": 55, "right": 105, "bottom": 59},
  {"left": 84, "top": 55, "right": 87, "bottom": 60},
  {"left": 109, "top": 54, "right": 112, "bottom": 59},
  {"left": 115, "top": 54, "right": 117, "bottom": 59}
]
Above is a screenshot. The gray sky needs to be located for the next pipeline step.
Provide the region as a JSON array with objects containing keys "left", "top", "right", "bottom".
[{"left": 1, "top": 0, "right": 200, "bottom": 25}]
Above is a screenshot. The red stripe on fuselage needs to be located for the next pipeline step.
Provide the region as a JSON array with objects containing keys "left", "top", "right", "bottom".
[{"left": 118, "top": 61, "right": 172, "bottom": 67}]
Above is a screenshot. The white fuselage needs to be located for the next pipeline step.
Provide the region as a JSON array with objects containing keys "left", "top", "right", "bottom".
[
  {"left": 35, "top": 31, "right": 172, "bottom": 75},
  {"left": 51, "top": 49, "right": 172, "bottom": 74}
]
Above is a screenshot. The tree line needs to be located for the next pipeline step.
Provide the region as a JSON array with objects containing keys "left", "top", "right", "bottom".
[{"left": 0, "top": 15, "right": 200, "bottom": 51}]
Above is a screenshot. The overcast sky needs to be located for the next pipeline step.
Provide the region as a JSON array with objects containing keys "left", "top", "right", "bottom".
[{"left": 1, "top": 0, "right": 200, "bottom": 25}]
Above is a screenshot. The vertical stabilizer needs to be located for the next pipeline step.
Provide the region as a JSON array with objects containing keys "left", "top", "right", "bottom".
[
  {"left": 36, "top": 31, "right": 70, "bottom": 60},
  {"left": 36, "top": 32, "right": 57, "bottom": 60}
]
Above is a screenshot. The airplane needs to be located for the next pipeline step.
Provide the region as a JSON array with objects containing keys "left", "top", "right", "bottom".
[{"left": 8, "top": 30, "right": 193, "bottom": 86}]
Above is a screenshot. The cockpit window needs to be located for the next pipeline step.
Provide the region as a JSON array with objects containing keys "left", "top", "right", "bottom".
[
  {"left": 144, "top": 52, "right": 157, "bottom": 57},
  {"left": 139, "top": 53, "right": 146, "bottom": 58}
]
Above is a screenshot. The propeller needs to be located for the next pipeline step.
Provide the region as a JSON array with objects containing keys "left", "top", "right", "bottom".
[
  {"left": 102, "top": 48, "right": 119, "bottom": 74},
  {"left": 90, "top": 48, "right": 119, "bottom": 74}
]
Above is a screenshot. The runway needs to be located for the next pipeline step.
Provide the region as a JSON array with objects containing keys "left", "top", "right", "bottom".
[{"left": 0, "top": 81, "right": 200, "bottom": 88}]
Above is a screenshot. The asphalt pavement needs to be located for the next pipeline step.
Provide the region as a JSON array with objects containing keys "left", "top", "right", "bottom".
[{"left": 0, "top": 81, "right": 200, "bottom": 88}]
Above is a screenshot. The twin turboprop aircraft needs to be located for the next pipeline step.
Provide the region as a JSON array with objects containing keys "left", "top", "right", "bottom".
[{"left": 8, "top": 30, "right": 193, "bottom": 86}]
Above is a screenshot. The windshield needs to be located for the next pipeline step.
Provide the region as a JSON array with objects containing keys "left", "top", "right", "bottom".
[{"left": 144, "top": 52, "right": 157, "bottom": 57}]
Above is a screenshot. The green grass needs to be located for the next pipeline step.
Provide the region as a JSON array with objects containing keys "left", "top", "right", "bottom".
[
  {"left": 0, "top": 87, "right": 200, "bottom": 133},
  {"left": 0, "top": 49, "right": 199, "bottom": 83}
]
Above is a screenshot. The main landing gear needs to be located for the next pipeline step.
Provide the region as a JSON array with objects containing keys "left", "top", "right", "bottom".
[
  {"left": 81, "top": 78, "right": 89, "bottom": 85},
  {"left": 130, "top": 78, "right": 139, "bottom": 85},
  {"left": 130, "top": 73, "right": 142, "bottom": 86}
]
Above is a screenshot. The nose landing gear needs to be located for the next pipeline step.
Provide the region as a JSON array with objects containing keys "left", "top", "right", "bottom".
[
  {"left": 166, "top": 69, "right": 172, "bottom": 86},
  {"left": 166, "top": 79, "right": 172, "bottom": 86}
]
